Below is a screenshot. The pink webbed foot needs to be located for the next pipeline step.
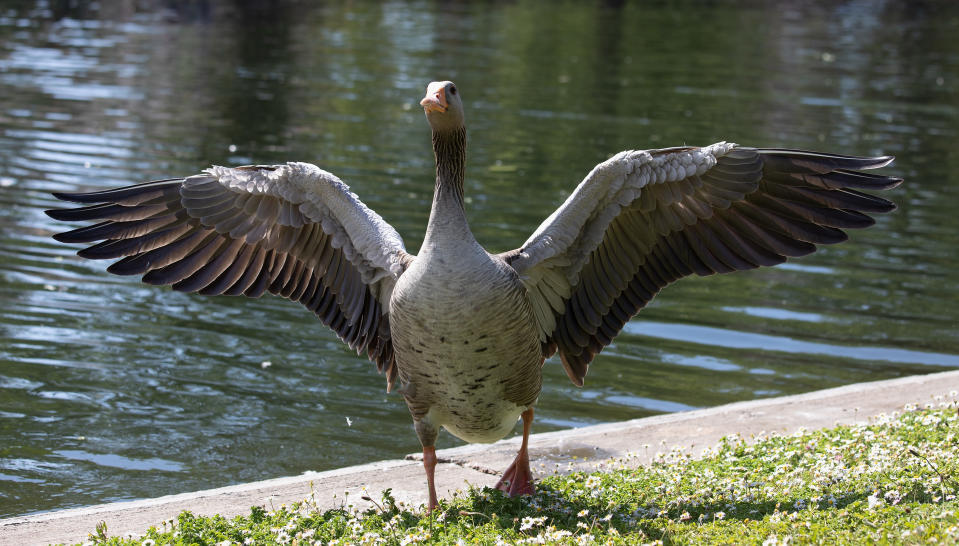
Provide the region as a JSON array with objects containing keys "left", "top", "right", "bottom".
[
  {"left": 495, "top": 452, "right": 535, "bottom": 496},
  {"left": 495, "top": 407, "right": 536, "bottom": 497}
]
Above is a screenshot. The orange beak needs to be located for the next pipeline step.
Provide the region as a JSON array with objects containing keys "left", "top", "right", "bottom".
[{"left": 420, "top": 82, "right": 448, "bottom": 113}]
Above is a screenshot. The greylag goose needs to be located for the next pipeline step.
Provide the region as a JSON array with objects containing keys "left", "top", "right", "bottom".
[{"left": 46, "top": 80, "right": 901, "bottom": 510}]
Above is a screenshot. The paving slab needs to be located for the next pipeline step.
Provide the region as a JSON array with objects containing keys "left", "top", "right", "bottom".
[
  {"left": 3, "top": 369, "right": 958, "bottom": 545},
  {"left": 430, "top": 369, "right": 959, "bottom": 476}
]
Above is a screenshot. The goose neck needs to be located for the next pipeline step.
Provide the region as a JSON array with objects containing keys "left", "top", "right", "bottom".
[
  {"left": 431, "top": 127, "right": 467, "bottom": 208},
  {"left": 423, "top": 126, "right": 473, "bottom": 250}
]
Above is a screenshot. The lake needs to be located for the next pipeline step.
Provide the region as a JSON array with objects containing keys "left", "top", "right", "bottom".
[{"left": 1, "top": 0, "right": 958, "bottom": 518}]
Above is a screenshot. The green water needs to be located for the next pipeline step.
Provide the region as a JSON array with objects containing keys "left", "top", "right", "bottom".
[{"left": 1, "top": 1, "right": 957, "bottom": 518}]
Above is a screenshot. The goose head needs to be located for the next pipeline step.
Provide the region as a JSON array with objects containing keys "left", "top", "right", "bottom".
[{"left": 420, "top": 80, "right": 465, "bottom": 132}]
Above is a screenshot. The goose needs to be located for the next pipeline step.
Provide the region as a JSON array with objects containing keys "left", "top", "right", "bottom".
[{"left": 46, "top": 80, "right": 901, "bottom": 511}]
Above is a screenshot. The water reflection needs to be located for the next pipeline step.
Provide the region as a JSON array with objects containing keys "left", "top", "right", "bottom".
[
  {"left": 55, "top": 450, "right": 184, "bottom": 472},
  {"left": 0, "top": 0, "right": 957, "bottom": 518},
  {"left": 627, "top": 321, "right": 959, "bottom": 368},
  {"left": 721, "top": 306, "right": 830, "bottom": 324}
]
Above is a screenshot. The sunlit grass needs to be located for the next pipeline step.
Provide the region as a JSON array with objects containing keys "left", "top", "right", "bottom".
[{"left": 77, "top": 393, "right": 959, "bottom": 545}]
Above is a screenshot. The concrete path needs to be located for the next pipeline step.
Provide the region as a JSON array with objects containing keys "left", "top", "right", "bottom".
[{"left": 4, "top": 370, "right": 958, "bottom": 545}]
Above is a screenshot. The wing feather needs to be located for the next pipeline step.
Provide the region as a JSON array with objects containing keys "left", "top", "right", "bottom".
[
  {"left": 47, "top": 162, "right": 411, "bottom": 389},
  {"left": 199, "top": 243, "right": 258, "bottom": 296},
  {"left": 505, "top": 143, "right": 900, "bottom": 385}
]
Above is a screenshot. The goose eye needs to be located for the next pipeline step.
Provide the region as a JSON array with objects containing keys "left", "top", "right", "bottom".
[{"left": 449, "top": 85, "right": 457, "bottom": 95}]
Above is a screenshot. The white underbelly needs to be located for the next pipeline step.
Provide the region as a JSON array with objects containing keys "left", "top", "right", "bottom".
[
  {"left": 390, "top": 253, "right": 543, "bottom": 444},
  {"left": 428, "top": 399, "right": 528, "bottom": 444}
]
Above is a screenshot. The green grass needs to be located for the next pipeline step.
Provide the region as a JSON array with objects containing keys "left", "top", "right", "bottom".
[{"left": 79, "top": 397, "right": 959, "bottom": 545}]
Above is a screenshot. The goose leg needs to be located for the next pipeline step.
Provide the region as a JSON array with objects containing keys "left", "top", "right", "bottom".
[
  {"left": 495, "top": 407, "right": 535, "bottom": 497},
  {"left": 423, "top": 445, "right": 439, "bottom": 511}
]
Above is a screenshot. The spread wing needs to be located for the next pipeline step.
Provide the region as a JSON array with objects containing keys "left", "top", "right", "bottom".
[
  {"left": 47, "top": 162, "right": 413, "bottom": 389},
  {"left": 503, "top": 142, "right": 901, "bottom": 386}
]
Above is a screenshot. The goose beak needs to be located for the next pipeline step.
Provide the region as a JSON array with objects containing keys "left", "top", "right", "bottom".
[{"left": 420, "top": 82, "right": 448, "bottom": 113}]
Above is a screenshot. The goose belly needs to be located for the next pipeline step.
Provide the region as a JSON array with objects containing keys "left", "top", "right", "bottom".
[{"left": 390, "top": 260, "right": 543, "bottom": 444}]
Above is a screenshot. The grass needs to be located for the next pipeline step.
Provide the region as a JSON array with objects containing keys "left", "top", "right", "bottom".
[{"left": 76, "top": 394, "right": 959, "bottom": 545}]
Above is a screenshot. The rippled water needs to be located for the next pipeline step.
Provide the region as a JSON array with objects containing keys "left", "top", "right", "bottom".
[{"left": 2, "top": 1, "right": 958, "bottom": 517}]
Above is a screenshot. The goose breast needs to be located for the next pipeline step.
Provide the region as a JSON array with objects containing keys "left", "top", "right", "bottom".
[{"left": 389, "top": 251, "right": 542, "bottom": 444}]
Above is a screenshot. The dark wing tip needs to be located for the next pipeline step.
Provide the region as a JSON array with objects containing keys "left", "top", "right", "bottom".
[
  {"left": 832, "top": 170, "right": 904, "bottom": 191},
  {"left": 871, "top": 155, "right": 895, "bottom": 169},
  {"left": 45, "top": 208, "right": 73, "bottom": 221},
  {"left": 47, "top": 191, "right": 97, "bottom": 221},
  {"left": 843, "top": 154, "right": 895, "bottom": 169},
  {"left": 880, "top": 175, "right": 904, "bottom": 190},
  {"left": 51, "top": 191, "right": 79, "bottom": 202},
  {"left": 50, "top": 190, "right": 110, "bottom": 203},
  {"left": 559, "top": 351, "right": 587, "bottom": 387},
  {"left": 51, "top": 231, "right": 75, "bottom": 244},
  {"left": 49, "top": 178, "right": 184, "bottom": 205},
  {"left": 758, "top": 149, "right": 899, "bottom": 173}
]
